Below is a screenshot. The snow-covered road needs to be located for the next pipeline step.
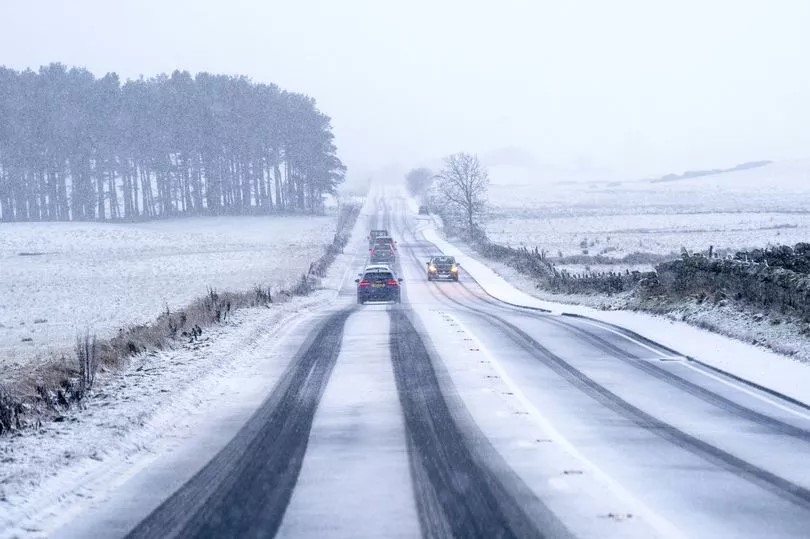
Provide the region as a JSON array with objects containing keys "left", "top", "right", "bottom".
[{"left": 38, "top": 186, "right": 810, "bottom": 538}]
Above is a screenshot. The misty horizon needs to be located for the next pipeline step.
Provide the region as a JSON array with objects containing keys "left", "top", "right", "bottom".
[{"left": 2, "top": 0, "right": 808, "bottom": 181}]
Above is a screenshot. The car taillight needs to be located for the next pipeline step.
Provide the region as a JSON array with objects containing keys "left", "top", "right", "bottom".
[
  {"left": 358, "top": 281, "right": 370, "bottom": 287},
  {"left": 370, "top": 249, "right": 375, "bottom": 254},
  {"left": 386, "top": 280, "right": 399, "bottom": 286}
]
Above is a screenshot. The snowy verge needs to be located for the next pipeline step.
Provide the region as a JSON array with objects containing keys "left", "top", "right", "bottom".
[
  {"left": 0, "top": 294, "right": 333, "bottom": 538},
  {"left": 419, "top": 224, "right": 810, "bottom": 406}
]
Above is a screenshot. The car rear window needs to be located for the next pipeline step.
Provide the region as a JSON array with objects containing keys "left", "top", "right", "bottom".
[{"left": 363, "top": 272, "right": 394, "bottom": 282}]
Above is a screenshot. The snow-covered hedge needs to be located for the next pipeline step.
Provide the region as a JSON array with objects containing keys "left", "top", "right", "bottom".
[{"left": 653, "top": 246, "right": 810, "bottom": 319}]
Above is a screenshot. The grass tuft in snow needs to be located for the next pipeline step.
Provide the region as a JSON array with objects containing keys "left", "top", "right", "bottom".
[{"left": 75, "top": 332, "right": 99, "bottom": 401}]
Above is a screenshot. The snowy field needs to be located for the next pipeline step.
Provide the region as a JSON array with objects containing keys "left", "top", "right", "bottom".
[
  {"left": 0, "top": 214, "right": 336, "bottom": 370},
  {"left": 485, "top": 160, "right": 810, "bottom": 268}
]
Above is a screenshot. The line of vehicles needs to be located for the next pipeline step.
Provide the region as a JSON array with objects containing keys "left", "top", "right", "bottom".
[
  {"left": 355, "top": 228, "right": 461, "bottom": 304},
  {"left": 356, "top": 229, "right": 401, "bottom": 304}
]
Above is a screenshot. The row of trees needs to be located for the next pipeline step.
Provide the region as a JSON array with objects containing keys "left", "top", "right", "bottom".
[
  {"left": 0, "top": 64, "right": 345, "bottom": 221},
  {"left": 406, "top": 152, "right": 489, "bottom": 236}
]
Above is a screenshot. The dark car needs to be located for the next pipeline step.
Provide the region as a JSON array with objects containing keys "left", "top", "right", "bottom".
[
  {"left": 372, "top": 235, "right": 396, "bottom": 250},
  {"left": 369, "top": 236, "right": 396, "bottom": 263},
  {"left": 356, "top": 269, "right": 402, "bottom": 304},
  {"left": 418, "top": 205, "right": 429, "bottom": 215},
  {"left": 427, "top": 255, "right": 460, "bottom": 281},
  {"left": 368, "top": 229, "right": 390, "bottom": 248}
]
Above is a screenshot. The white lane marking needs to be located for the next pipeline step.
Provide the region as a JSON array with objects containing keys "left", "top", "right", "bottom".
[
  {"left": 570, "top": 317, "right": 810, "bottom": 421},
  {"left": 675, "top": 362, "right": 810, "bottom": 421},
  {"left": 567, "top": 316, "right": 683, "bottom": 359},
  {"left": 441, "top": 312, "right": 685, "bottom": 539}
]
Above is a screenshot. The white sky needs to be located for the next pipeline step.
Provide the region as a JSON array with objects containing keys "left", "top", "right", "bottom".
[{"left": 2, "top": 0, "right": 809, "bottom": 180}]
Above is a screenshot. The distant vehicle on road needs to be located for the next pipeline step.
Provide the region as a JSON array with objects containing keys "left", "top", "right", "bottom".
[
  {"left": 370, "top": 236, "right": 396, "bottom": 263},
  {"left": 356, "top": 268, "right": 402, "bottom": 304},
  {"left": 418, "top": 205, "right": 429, "bottom": 215},
  {"left": 372, "top": 235, "right": 396, "bottom": 250},
  {"left": 427, "top": 255, "right": 460, "bottom": 281},
  {"left": 368, "top": 229, "right": 390, "bottom": 248}
]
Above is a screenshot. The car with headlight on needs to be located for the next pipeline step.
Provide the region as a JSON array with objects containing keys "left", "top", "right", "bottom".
[
  {"left": 355, "top": 269, "right": 402, "bottom": 304},
  {"left": 427, "top": 255, "right": 460, "bottom": 281}
]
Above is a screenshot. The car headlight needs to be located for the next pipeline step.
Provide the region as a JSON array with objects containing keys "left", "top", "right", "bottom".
[
  {"left": 451, "top": 266, "right": 459, "bottom": 272},
  {"left": 429, "top": 264, "right": 437, "bottom": 272}
]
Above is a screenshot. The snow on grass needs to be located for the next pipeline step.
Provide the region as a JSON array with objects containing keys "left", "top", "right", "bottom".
[
  {"left": 484, "top": 159, "right": 810, "bottom": 271},
  {"left": 487, "top": 212, "right": 810, "bottom": 260},
  {"left": 0, "top": 214, "right": 336, "bottom": 370}
]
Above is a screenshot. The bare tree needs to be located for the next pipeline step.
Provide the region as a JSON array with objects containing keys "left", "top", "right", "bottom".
[
  {"left": 405, "top": 167, "right": 433, "bottom": 198},
  {"left": 435, "top": 153, "right": 489, "bottom": 234}
]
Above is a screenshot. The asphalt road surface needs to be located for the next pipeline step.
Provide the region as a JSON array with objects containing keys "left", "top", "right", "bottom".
[{"left": 62, "top": 187, "right": 810, "bottom": 538}]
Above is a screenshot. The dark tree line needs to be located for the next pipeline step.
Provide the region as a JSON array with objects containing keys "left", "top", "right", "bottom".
[{"left": 0, "top": 63, "right": 345, "bottom": 221}]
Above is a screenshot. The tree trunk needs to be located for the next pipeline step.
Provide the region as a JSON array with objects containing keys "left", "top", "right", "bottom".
[
  {"left": 274, "top": 161, "right": 283, "bottom": 210},
  {"left": 108, "top": 166, "right": 120, "bottom": 220},
  {"left": 96, "top": 170, "right": 105, "bottom": 220}
]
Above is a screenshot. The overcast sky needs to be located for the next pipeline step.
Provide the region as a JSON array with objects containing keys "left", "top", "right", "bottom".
[{"left": 2, "top": 0, "right": 809, "bottom": 180}]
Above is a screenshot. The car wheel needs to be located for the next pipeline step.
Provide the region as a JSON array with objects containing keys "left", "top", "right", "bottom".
[
  {"left": 453, "top": 276, "right": 459, "bottom": 281},
  {"left": 357, "top": 297, "right": 364, "bottom": 305}
]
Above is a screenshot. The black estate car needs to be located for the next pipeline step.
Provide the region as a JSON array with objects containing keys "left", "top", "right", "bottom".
[{"left": 356, "top": 268, "right": 402, "bottom": 304}]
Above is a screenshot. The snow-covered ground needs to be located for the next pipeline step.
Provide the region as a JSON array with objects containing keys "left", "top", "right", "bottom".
[
  {"left": 488, "top": 212, "right": 810, "bottom": 260},
  {"left": 485, "top": 159, "right": 810, "bottom": 269},
  {"left": 0, "top": 214, "right": 335, "bottom": 371}
]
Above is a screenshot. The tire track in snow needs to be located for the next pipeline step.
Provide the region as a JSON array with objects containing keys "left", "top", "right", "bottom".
[
  {"left": 388, "top": 308, "right": 569, "bottom": 539},
  {"left": 126, "top": 307, "right": 354, "bottom": 539},
  {"left": 539, "top": 314, "right": 810, "bottom": 441},
  {"left": 438, "top": 259, "right": 810, "bottom": 439},
  {"left": 476, "top": 310, "right": 810, "bottom": 512}
]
